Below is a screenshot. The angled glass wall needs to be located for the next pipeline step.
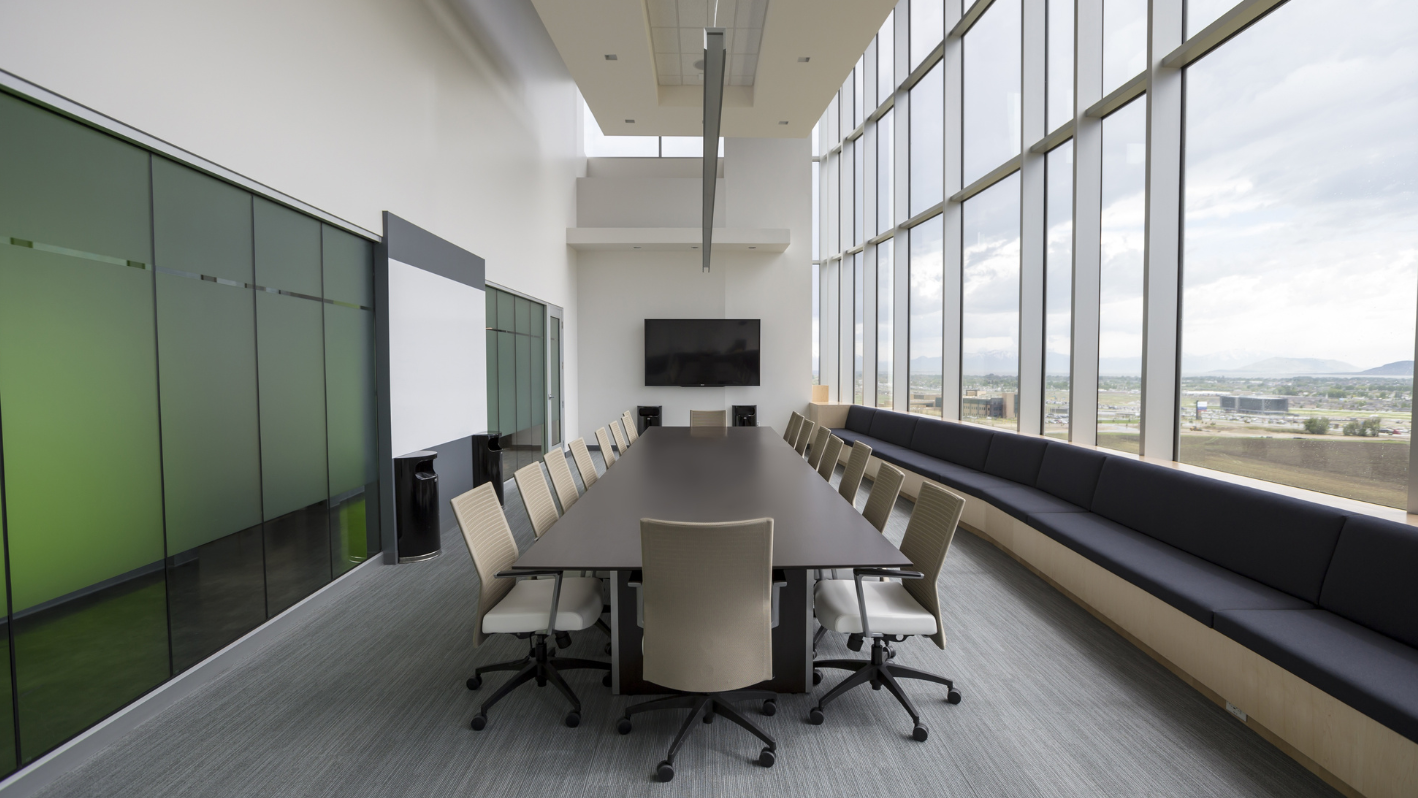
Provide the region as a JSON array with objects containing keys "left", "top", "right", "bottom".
[{"left": 486, "top": 287, "right": 548, "bottom": 476}]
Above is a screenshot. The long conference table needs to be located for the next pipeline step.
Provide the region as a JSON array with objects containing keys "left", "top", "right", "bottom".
[{"left": 513, "top": 425, "right": 911, "bottom": 694}]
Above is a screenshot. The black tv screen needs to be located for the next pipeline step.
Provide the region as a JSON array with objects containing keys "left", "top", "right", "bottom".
[{"left": 645, "top": 319, "right": 761, "bottom": 387}]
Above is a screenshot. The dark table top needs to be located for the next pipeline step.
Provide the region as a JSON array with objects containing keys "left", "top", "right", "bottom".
[{"left": 513, "top": 426, "right": 912, "bottom": 571}]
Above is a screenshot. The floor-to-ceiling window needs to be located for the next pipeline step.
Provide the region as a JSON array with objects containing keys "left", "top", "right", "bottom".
[
  {"left": 811, "top": 0, "right": 1418, "bottom": 512},
  {"left": 1178, "top": 0, "right": 1418, "bottom": 509},
  {"left": 854, "top": 253, "right": 865, "bottom": 404}
]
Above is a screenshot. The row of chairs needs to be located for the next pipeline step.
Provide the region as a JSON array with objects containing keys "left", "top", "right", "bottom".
[{"left": 782, "top": 409, "right": 966, "bottom": 741}]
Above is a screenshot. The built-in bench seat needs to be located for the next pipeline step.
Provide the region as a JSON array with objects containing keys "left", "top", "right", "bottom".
[{"left": 827, "top": 404, "right": 1418, "bottom": 771}]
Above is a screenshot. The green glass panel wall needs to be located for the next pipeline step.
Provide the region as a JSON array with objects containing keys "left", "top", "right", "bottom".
[
  {"left": 321, "top": 225, "right": 374, "bottom": 308},
  {"left": 152, "top": 161, "right": 266, "bottom": 672},
  {"left": 0, "top": 493, "right": 15, "bottom": 773},
  {"left": 254, "top": 198, "right": 321, "bottom": 296}
]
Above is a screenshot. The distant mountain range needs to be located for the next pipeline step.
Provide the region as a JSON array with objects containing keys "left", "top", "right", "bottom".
[
  {"left": 1359, "top": 360, "right": 1414, "bottom": 376},
  {"left": 1209, "top": 357, "right": 1360, "bottom": 375}
]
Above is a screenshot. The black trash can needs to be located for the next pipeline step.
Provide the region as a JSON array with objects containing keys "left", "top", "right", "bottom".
[
  {"left": 732, "top": 405, "right": 758, "bottom": 427},
  {"left": 471, "top": 431, "right": 504, "bottom": 506},
  {"left": 637, "top": 406, "right": 662, "bottom": 435},
  {"left": 395, "top": 450, "right": 441, "bottom": 563}
]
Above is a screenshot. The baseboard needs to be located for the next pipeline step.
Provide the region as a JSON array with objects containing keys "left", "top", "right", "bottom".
[{"left": 0, "top": 556, "right": 386, "bottom": 797}]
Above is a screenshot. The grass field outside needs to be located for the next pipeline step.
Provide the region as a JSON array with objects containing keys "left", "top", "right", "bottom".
[{"left": 1179, "top": 434, "right": 1408, "bottom": 508}]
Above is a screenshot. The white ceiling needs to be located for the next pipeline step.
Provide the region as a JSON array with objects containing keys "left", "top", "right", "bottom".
[
  {"left": 647, "top": 0, "right": 767, "bottom": 87},
  {"left": 529, "top": 0, "right": 895, "bottom": 138}
]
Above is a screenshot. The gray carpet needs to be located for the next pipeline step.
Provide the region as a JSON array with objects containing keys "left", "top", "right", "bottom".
[{"left": 38, "top": 451, "right": 1339, "bottom": 797}]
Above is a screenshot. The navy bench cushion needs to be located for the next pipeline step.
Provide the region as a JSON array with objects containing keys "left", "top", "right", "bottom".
[
  {"left": 910, "top": 417, "right": 995, "bottom": 471},
  {"left": 989, "top": 487, "right": 1087, "bottom": 522},
  {"left": 1215, "top": 609, "right": 1418, "bottom": 744},
  {"left": 1027, "top": 512, "right": 1312, "bottom": 626},
  {"left": 867, "top": 409, "right": 918, "bottom": 448},
  {"left": 983, "top": 432, "right": 1050, "bottom": 486},
  {"left": 1090, "top": 457, "right": 1346, "bottom": 604},
  {"left": 1035, "top": 444, "right": 1111, "bottom": 511},
  {"left": 844, "top": 405, "right": 877, "bottom": 434},
  {"left": 1319, "top": 515, "right": 1418, "bottom": 650}
]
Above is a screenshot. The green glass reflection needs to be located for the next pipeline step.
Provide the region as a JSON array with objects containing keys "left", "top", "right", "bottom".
[
  {"left": 0, "top": 245, "right": 169, "bottom": 762},
  {"left": 254, "top": 198, "right": 320, "bottom": 296},
  {"left": 0, "top": 492, "right": 14, "bottom": 774},
  {"left": 256, "top": 292, "right": 329, "bottom": 519},
  {"left": 497, "top": 291, "right": 514, "bottom": 333},
  {"left": 549, "top": 317, "right": 561, "bottom": 446},
  {"left": 515, "top": 295, "right": 531, "bottom": 335},
  {"left": 486, "top": 330, "right": 499, "bottom": 431},
  {"left": 325, "top": 304, "right": 377, "bottom": 577},
  {"left": 321, "top": 224, "right": 373, "bottom": 307},
  {"left": 152, "top": 157, "right": 253, "bottom": 283},
  {"left": 0, "top": 94, "right": 150, "bottom": 265},
  {"left": 155, "top": 275, "right": 262, "bottom": 553},
  {"left": 498, "top": 331, "right": 516, "bottom": 437}
]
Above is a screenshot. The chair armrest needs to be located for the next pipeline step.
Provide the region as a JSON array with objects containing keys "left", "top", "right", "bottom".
[
  {"left": 851, "top": 569, "right": 922, "bottom": 637},
  {"left": 496, "top": 569, "right": 565, "bottom": 634},
  {"left": 853, "top": 568, "right": 922, "bottom": 580}
]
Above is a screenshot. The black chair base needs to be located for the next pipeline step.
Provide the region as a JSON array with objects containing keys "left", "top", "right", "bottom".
[
  {"left": 617, "top": 690, "right": 778, "bottom": 782},
  {"left": 810, "top": 637, "right": 961, "bottom": 741},
  {"left": 467, "top": 633, "right": 610, "bottom": 730}
]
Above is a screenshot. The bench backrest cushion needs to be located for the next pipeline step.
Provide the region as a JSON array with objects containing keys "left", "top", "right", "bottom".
[
  {"left": 845, "top": 405, "right": 877, "bottom": 435},
  {"left": 1035, "top": 444, "right": 1111, "bottom": 510},
  {"left": 909, "top": 418, "right": 995, "bottom": 472},
  {"left": 867, "top": 410, "right": 919, "bottom": 448},
  {"left": 1319, "top": 515, "right": 1418, "bottom": 649},
  {"left": 983, "top": 433, "right": 1051, "bottom": 487},
  {"left": 1091, "top": 457, "right": 1345, "bottom": 603}
]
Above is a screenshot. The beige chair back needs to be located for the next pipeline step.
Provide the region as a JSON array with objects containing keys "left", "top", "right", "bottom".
[
  {"left": 783, "top": 412, "right": 803, "bottom": 444},
  {"left": 622, "top": 412, "right": 639, "bottom": 443},
  {"left": 514, "top": 461, "right": 559, "bottom": 538},
  {"left": 542, "top": 449, "right": 581, "bottom": 512},
  {"left": 595, "top": 426, "right": 617, "bottom": 465},
  {"left": 899, "top": 483, "right": 965, "bottom": 650},
  {"left": 839, "top": 442, "right": 872, "bottom": 504},
  {"left": 689, "top": 409, "right": 727, "bottom": 428},
  {"left": 816, "top": 434, "right": 845, "bottom": 481},
  {"left": 569, "top": 437, "right": 598, "bottom": 489},
  {"left": 861, "top": 463, "right": 905, "bottom": 533},
  {"left": 640, "top": 517, "right": 774, "bottom": 693},
  {"left": 451, "top": 483, "right": 519, "bottom": 647},
  {"left": 805, "top": 425, "right": 832, "bottom": 469},
  {"left": 611, "top": 419, "right": 630, "bottom": 453},
  {"left": 794, "top": 419, "right": 816, "bottom": 456}
]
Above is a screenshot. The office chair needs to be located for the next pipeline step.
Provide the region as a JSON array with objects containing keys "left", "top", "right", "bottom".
[
  {"left": 568, "top": 437, "right": 598, "bottom": 489},
  {"left": 543, "top": 448, "right": 581, "bottom": 512},
  {"left": 622, "top": 411, "right": 639, "bottom": 444},
  {"left": 689, "top": 409, "right": 727, "bottom": 427},
  {"left": 809, "top": 483, "right": 965, "bottom": 741},
  {"left": 783, "top": 411, "right": 803, "bottom": 445},
  {"left": 816, "top": 435, "right": 845, "bottom": 481},
  {"left": 610, "top": 418, "right": 631, "bottom": 455},
  {"left": 861, "top": 463, "right": 905, "bottom": 533},
  {"left": 514, "top": 462, "right": 558, "bottom": 538},
  {"left": 839, "top": 442, "right": 872, "bottom": 505},
  {"left": 794, "top": 419, "right": 817, "bottom": 456},
  {"left": 617, "top": 518, "right": 779, "bottom": 782},
  {"left": 805, "top": 425, "right": 832, "bottom": 470},
  {"left": 451, "top": 483, "right": 610, "bottom": 730},
  {"left": 595, "top": 426, "right": 617, "bottom": 466}
]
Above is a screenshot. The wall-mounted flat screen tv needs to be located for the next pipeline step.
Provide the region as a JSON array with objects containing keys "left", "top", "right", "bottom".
[{"left": 645, "top": 319, "right": 761, "bottom": 387}]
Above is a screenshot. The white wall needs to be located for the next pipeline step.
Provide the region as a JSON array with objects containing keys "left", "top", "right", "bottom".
[
  {"left": 0, "top": 0, "right": 583, "bottom": 441},
  {"left": 577, "top": 137, "right": 812, "bottom": 436}
]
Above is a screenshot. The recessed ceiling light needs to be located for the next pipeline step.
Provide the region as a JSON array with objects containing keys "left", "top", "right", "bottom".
[
  {"left": 749, "top": 246, "right": 757, "bottom": 249},
  {"left": 625, "top": 119, "right": 635, "bottom": 123},
  {"left": 633, "top": 246, "right": 641, "bottom": 249},
  {"left": 798, "top": 57, "right": 810, "bottom": 63},
  {"left": 779, "top": 121, "right": 789, "bottom": 125},
  {"left": 605, "top": 54, "right": 618, "bottom": 60},
  {"left": 691, "top": 246, "right": 698, "bottom": 249}
]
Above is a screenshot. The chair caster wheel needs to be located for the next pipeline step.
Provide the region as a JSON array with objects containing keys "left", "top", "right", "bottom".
[
  {"left": 616, "top": 717, "right": 632, "bottom": 735},
  {"left": 602, "top": 673, "right": 612, "bottom": 687},
  {"left": 761, "top": 699, "right": 777, "bottom": 716},
  {"left": 758, "top": 747, "right": 776, "bottom": 767},
  {"left": 812, "top": 669, "right": 823, "bottom": 686},
  {"left": 912, "top": 724, "right": 929, "bottom": 742},
  {"left": 564, "top": 711, "right": 580, "bottom": 728},
  {"left": 807, "top": 707, "right": 824, "bottom": 725},
  {"left": 555, "top": 631, "right": 573, "bottom": 650},
  {"left": 656, "top": 761, "right": 675, "bottom": 782},
  {"left": 947, "top": 688, "right": 962, "bottom": 704},
  {"left": 467, "top": 676, "right": 481, "bottom": 690},
  {"left": 470, "top": 714, "right": 487, "bottom": 731}
]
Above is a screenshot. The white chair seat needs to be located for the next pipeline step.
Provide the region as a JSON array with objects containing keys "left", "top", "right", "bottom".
[
  {"left": 814, "top": 579, "right": 938, "bottom": 636},
  {"left": 482, "top": 576, "right": 603, "bottom": 634}
]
